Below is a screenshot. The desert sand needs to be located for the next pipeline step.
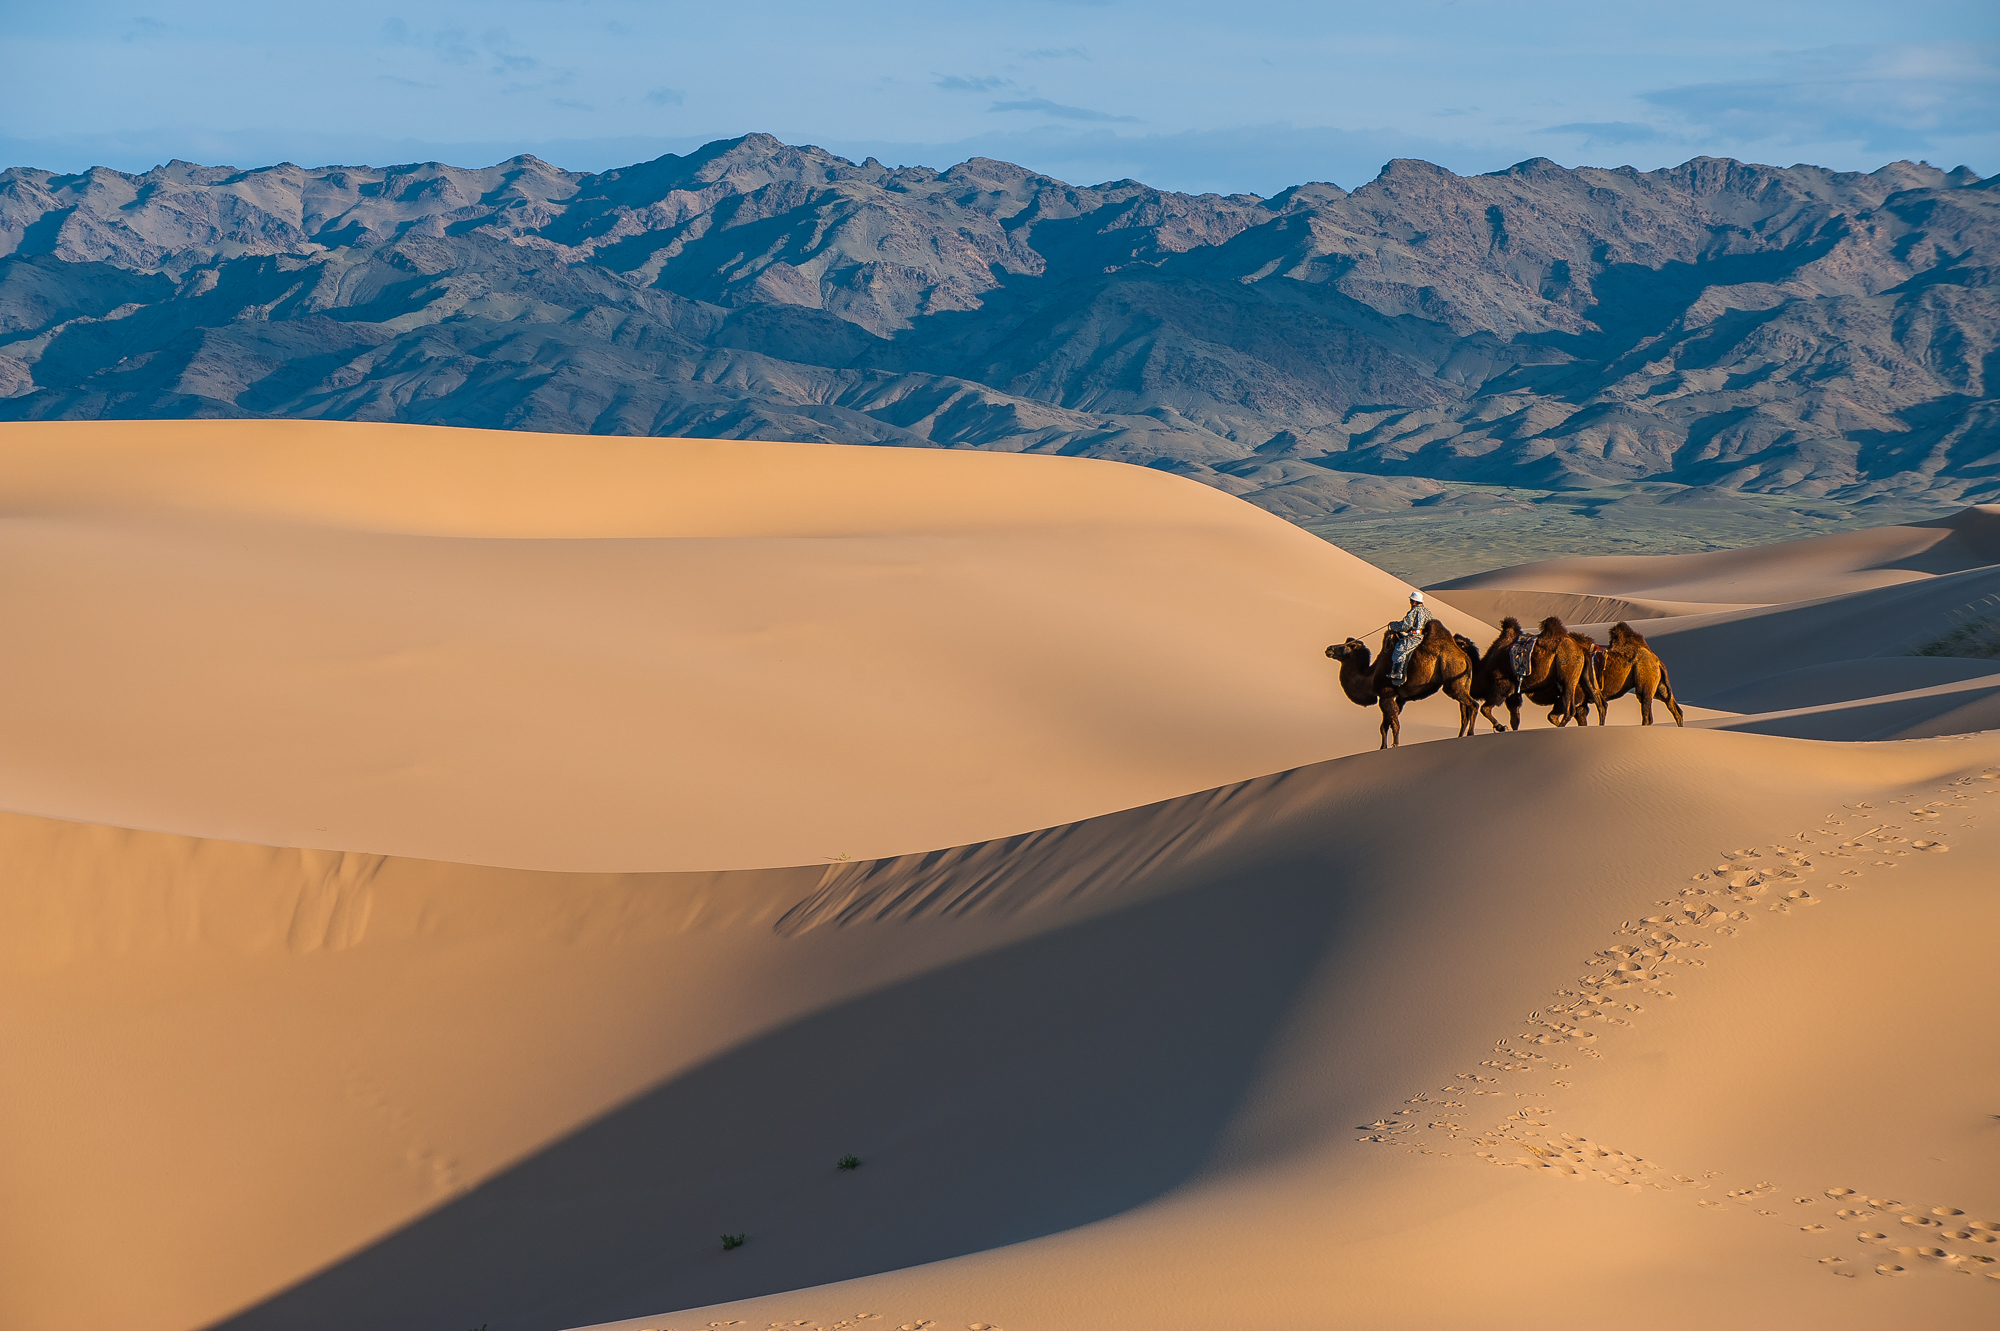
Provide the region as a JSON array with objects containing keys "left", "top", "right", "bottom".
[
  {"left": 0, "top": 422, "right": 1994, "bottom": 1331},
  {"left": 1431, "top": 507, "right": 2000, "bottom": 741}
]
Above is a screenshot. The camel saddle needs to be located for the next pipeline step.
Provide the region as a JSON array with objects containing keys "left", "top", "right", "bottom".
[{"left": 1509, "top": 632, "right": 1538, "bottom": 681}]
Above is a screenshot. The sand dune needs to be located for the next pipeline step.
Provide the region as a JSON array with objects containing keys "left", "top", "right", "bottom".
[
  {"left": 1429, "top": 506, "right": 2000, "bottom": 740},
  {"left": 6, "top": 732, "right": 1993, "bottom": 1331},
  {"left": 1423, "top": 588, "right": 1766, "bottom": 626},
  {"left": 1432, "top": 505, "right": 2000, "bottom": 607},
  {"left": 4, "top": 423, "right": 1997, "bottom": 1331},
  {"left": 0, "top": 419, "right": 1489, "bottom": 872}
]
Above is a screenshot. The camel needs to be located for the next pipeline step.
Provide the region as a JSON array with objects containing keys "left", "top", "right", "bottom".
[
  {"left": 1325, "top": 619, "right": 1479, "bottom": 749},
  {"left": 1468, "top": 616, "right": 1527, "bottom": 733},
  {"left": 1463, "top": 615, "right": 1598, "bottom": 731},
  {"left": 1520, "top": 615, "right": 1601, "bottom": 727},
  {"left": 1593, "top": 621, "right": 1685, "bottom": 726}
]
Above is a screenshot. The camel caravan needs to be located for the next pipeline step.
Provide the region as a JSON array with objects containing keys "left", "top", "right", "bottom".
[{"left": 1326, "top": 591, "right": 1683, "bottom": 749}]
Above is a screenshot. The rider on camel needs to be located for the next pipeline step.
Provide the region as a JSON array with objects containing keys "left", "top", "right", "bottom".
[{"left": 1386, "top": 590, "right": 1432, "bottom": 685}]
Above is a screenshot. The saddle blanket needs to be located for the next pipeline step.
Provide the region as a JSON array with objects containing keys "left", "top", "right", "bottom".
[{"left": 1509, "top": 632, "right": 1539, "bottom": 681}]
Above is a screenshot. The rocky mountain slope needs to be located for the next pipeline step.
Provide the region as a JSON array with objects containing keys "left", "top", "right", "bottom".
[{"left": 1, "top": 133, "right": 1994, "bottom": 517}]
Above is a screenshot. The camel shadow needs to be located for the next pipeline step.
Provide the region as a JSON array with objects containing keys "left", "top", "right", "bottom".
[{"left": 205, "top": 853, "right": 1354, "bottom": 1331}]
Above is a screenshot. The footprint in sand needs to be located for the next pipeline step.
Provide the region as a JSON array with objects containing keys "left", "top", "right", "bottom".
[
  {"left": 1877, "top": 1263, "right": 1910, "bottom": 1276},
  {"left": 1820, "top": 1256, "right": 1856, "bottom": 1277}
]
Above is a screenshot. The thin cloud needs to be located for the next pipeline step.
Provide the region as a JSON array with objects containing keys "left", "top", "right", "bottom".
[
  {"left": 937, "top": 74, "right": 1010, "bottom": 92},
  {"left": 646, "top": 87, "right": 685, "bottom": 106},
  {"left": 1641, "top": 43, "right": 2000, "bottom": 153},
  {"left": 990, "top": 98, "right": 1140, "bottom": 124},
  {"left": 1541, "top": 121, "right": 1667, "bottom": 145}
]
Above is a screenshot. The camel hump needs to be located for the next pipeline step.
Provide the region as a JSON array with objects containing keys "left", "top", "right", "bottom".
[
  {"left": 1421, "top": 618, "right": 1454, "bottom": 644},
  {"left": 1537, "top": 615, "right": 1568, "bottom": 637},
  {"left": 1610, "top": 620, "right": 1650, "bottom": 648},
  {"left": 1499, "top": 616, "right": 1522, "bottom": 632}
]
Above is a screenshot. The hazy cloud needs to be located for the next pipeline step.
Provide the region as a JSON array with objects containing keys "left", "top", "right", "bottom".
[
  {"left": 1642, "top": 43, "right": 2000, "bottom": 153},
  {"left": 936, "top": 74, "right": 1009, "bottom": 92},
  {"left": 646, "top": 87, "right": 685, "bottom": 106},
  {"left": 990, "top": 98, "right": 1139, "bottom": 123},
  {"left": 119, "top": 16, "right": 171, "bottom": 43},
  {"left": 1024, "top": 46, "right": 1089, "bottom": 60},
  {"left": 1541, "top": 121, "right": 1667, "bottom": 145}
]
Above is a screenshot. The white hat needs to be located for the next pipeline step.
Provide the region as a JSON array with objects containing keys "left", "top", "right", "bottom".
[{"left": 1409, "top": 590, "right": 1425, "bottom": 603}]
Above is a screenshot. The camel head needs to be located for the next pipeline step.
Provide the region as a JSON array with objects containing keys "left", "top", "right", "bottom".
[{"left": 1325, "top": 638, "right": 1372, "bottom": 667}]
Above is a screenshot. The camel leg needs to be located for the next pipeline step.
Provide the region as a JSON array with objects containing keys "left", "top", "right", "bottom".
[
  {"left": 1478, "top": 700, "right": 1505, "bottom": 733},
  {"left": 1552, "top": 664, "right": 1578, "bottom": 727},
  {"left": 1451, "top": 675, "right": 1478, "bottom": 737},
  {"left": 1377, "top": 695, "right": 1397, "bottom": 749},
  {"left": 1506, "top": 692, "right": 1522, "bottom": 731},
  {"left": 1658, "top": 672, "right": 1684, "bottom": 727},
  {"left": 1635, "top": 660, "right": 1656, "bottom": 726}
]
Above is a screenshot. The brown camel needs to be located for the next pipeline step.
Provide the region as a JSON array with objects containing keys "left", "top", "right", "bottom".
[
  {"left": 1520, "top": 615, "right": 1601, "bottom": 727},
  {"left": 1468, "top": 616, "right": 1527, "bottom": 733},
  {"left": 1593, "top": 621, "right": 1685, "bottom": 726},
  {"left": 1464, "top": 615, "right": 1597, "bottom": 730},
  {"left": 1325, "top": 619, "right": 1479, "bottom": 749}
]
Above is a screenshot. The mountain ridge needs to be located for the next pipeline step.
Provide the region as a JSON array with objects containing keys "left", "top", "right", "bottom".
[{"left": 2, "top": 134, "right": 1994, "bottom": 516}]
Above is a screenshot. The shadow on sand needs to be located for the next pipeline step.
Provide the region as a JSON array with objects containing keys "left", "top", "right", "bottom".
[{"left": 207, "top": 854, "right": 1353, "bottom": 1331}]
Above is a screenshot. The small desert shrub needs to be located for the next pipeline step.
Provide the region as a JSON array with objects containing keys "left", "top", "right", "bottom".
[
  {"left": 837, "top": 1153, "right": 862, "bottom": 1170},
  {"left": 1914, "top": 615, "right": 2000, "bottom": 660},
  {"left": 721, "top": 1232, "right": 745, "bottom": 1251}
]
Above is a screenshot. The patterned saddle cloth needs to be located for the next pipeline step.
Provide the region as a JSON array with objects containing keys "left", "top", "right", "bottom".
[{"left": 1509, "top": 633, "right": 1539, "bottom": 681}]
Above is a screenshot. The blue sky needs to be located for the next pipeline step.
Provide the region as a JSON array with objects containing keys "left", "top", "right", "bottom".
[{"left": 3, "top": 1, "right": 1994, "bottom": 193}]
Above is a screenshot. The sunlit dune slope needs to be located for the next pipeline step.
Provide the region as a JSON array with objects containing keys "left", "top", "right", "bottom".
[
  {"left": 1425, "top": 506, "right": 2000, "bottom": 741},
  {"left": 4, "top": 730, "right": 1994, "bottom": 1331},
  {"left": 0, "top": 420, "right": 1490, "bottom": 871},
  {"left": 1431, "top": 505, "right": 2000, "bottom": 611}
]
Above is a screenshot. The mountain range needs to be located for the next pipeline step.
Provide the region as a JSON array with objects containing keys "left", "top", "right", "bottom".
[{"left": 2, "top": 132, "right": 1995, "bottom": 518}]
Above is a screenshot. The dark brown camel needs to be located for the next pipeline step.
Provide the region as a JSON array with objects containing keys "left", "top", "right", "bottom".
[
  {"left": 1468, "top": 616, "right": 1527, "bottom": 733},
  {"left": 1325, "top": 620, "right": 1479, "bottom": 749},
  {"left": 1593, "top": 621, "right": 1685, "bottom": 726},
  {"left": 1520, "top": 615, "right": 1601, "bottom": 727}
]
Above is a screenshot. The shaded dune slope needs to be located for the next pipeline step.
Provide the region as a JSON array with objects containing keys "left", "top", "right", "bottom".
[{"left": 4, "top": 730, "right": 1993, "bottom": 1331}]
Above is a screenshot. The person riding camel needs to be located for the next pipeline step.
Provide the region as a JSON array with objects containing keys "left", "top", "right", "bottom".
[{"left": 1386, "top": 590, "right": 1433, "bottom": 685}]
